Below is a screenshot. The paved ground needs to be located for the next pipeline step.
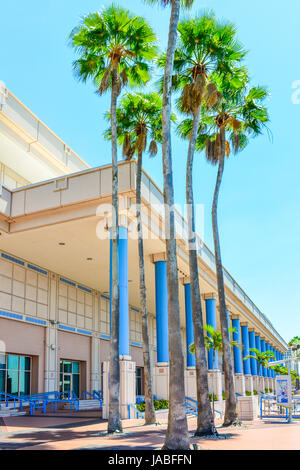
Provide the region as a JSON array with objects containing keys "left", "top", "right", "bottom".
[{"left": 0, "top": 411, "right": 299, "bottom": 450}]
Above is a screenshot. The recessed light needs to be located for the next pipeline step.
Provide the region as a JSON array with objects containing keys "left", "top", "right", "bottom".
[
  {"left": 59, "top": 242, "right": 66, "bottom": 246},
  {"left": 87, "top": 257, "right": 93, "bottom": 261}
]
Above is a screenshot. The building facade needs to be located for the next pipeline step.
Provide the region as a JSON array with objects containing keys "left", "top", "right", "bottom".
[{"left": 0, "top": 84, "right": 287, "bottom": 414}]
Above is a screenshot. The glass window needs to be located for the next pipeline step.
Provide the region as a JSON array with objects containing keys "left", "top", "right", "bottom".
[
  {"left": 72, "top": 362, "right": 79, "bottom": 374},
  {"left": 7, "top": 355, "right": 19, "bottom": 370},
  {"left": 0, "top": 370, "right": 5, "bottom": 393},
  {"left": 7, "top": 370, "right": 19, "bottom": 395},
  {"left": 73, "top": 374, "right": 79, "bottom": 397},
  {"left": 0, "top": 355, "right": 6, "bottom": 370},
  {"left": 19, "top": 357, "right": 31, "bottom": 371},
  {"left": 19, "top": 371, "right": 30, "bottom": 396},
  {"left": 0, "top": 355, "right": 31, "bottom": 396},
  {"left": 64, "top": 361, "right": 72, "bottom": 373}
]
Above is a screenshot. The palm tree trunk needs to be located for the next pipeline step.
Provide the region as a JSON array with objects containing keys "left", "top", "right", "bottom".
[
  {"left": 212, "top": 349, "right": 216, "bottom": 429},
  {"left": 136, "top": 151, "right": 156, "bottom": 425},
  {"left": 212, "top": 127, "right": 238, "bottom": 427},
  {"left": 161, "top": 0, "right": 190, "bottom": 450},
  {"left": 186, "top": 108, "right": 215, "bottom": 436},
  {"left": 108, "top": 67, "right": 122, "bottom": 434}
]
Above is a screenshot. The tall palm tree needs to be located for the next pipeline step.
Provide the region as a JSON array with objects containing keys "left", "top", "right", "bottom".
[
  {"left": 244, "top": 348, "right": 275, "bottom": 395},
  {"left": 180, "top": 68, "right": 269, "bottom": 425},
  {"left": 168, "top": 12, "right": 245, "bottom": 436},
  {"left": 70, "top": 4, "right": 157, "bottom": 434},
  {"left": 145, "top": 0, "right": 194, "bottom": 450},
  {"left": 105, "top": 92, "right": 168, "bottom": 424},
  {"left": 205, "top": 75, "right": 269, "bottom": 425}
]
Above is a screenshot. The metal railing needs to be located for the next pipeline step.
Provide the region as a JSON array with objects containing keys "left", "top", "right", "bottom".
[
  {"left": 260, "top": 396, "right": 300, "bottom": 420},
  {"left": 82, "top": 390, "right": 103, "bottom": 408},
  {"left": 185, "top": 396, "right": 223, "bottom": 418},
  {"left": 0, "top": 391, "right": 80, "bottom": 415},
  {"left": 128, "top": 404, "right": 145, "bottom": 420}
]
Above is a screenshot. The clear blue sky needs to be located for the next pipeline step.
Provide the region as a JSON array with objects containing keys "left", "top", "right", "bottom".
[{"left": 0, "top": 0, "right": 299, "bottom": 343}]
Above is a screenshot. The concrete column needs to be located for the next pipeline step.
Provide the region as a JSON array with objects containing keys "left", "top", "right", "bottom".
[
  {"left": 153, "top": 255, "right": 169, "bottom": 363},
  {"left": 91, "top": 336, "right": 100, "bottom": 392},
  {"left": 232, "top": 316, "right": 245, "bottom": 395},
  {"left": 204, "top": 293, "right": 218, "bottom": 370},
  {"left": 109, "top": 225, "right": 130, "bottom": 357},
  {"left": 44, "top": 273, "right": 58, "bottom": 393},
  {"left": 184, "top": 281, "right": 195, "bottom": 367},
  {"left": 265, "top": 342, "right": 272, "bottom": 379},
  {"left": 204, "top": 293, "right": 222, "bottom": 399},
  {"left": 260, "top": 339, "right": 267, "bottom": 378},
  {"left": 152, "top": 253, "right": 169, "bottom": 400},
  {"left": 255, "top": 334, "right": 262, "bottom": 376},
  {"left": 102, "top": 359, "right": 136, "bottom": 420},
  {"left": 249, "top": 329, "right": 257, "bottom": 376},
  {"left": 241, "top": 323, "right": 253, "bottom": 394}
]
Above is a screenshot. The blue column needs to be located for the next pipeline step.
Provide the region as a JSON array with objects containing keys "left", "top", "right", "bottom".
[
  {"left": 232, "top": 317, "right": 243, "bottom": 374},
  {"left": 241, "top": 324, "right": 251, "bottom": 375},
  {"left": 260, "top": 339, "right": 267, "bottom": 377},
  {"left": 249, "top": 330, "right": 257, "bottom": 376},
  {"left": 184, "top": 283, "right": 195, "bottom": 367},
  {"left": 154, "top": 261, "right": 169, "bottom": 363},
  {"left": 255, "top": 335, "right": 262, "bottom": 376},
  {"left": 226, "top": 309, "right": 231, "bottom": 340},
  {"left": 205, "top": 295, "right": 218, "bottom": 370},
  {"left": 265, "top": 342, "right": 271, "bottom": 378},
  {"left": 270, "top": 347, "right": 275, "bottom": 377},
  {"left": 110, "top": 226, "right": 129, "bottom": 357}
]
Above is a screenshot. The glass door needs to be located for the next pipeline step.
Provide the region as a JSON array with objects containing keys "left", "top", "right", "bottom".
[{"left": 59, "top": 360, "right": 80, "bottom": 398}]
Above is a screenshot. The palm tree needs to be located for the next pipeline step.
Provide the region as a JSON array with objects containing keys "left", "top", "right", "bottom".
[
  {"left": 204, "top": 72, "right": 269, "bottom": 426},
  {"left": 145, "top": 0, "right": 194, "bottom": 450},
  {"left": 105, "top": 92, "right": 168, "bottom": 424},
  {"left": 168, "top": 12, "right": 245, "bottom": 436},
  {"left": 70, "top": 4, "right": 157, "bottom": 434},
  {"left": 180, "top": 68, "right": 269, "bottom": 425},
  {"left": 244, "top": 348, "right": 274, "bottom": 395},
  {"left": 190, "top": 324, "right": 238, "bottom": 429}
]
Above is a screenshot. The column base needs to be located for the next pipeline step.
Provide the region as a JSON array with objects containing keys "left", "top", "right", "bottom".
[
  {"left": 234, "top": 373, "right": 246, "bottom": 396},
  {"left": 102, "top": 360, "right": 136, "bottom": 420},
  {"left": 252, "top": 376, "right": 259, "bottom": 394},
  {"left": 237, "top": 395, "right": 260, "bottom": 421},
  {"left": 185, "top": 367, "right": 197, "bottom": 400},
  {"left": 154, "top": 363, "right": 169, "bottom": 400},
  {"left": 207, "top": 370, "right": 222, "bottom": 401},
  {"left": 244, "top": 375, "right": 254, "bottom": 395}
]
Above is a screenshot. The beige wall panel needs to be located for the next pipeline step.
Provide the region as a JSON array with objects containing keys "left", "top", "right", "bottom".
[
  {"left": 61, "top": 171, "right": 100, "bottom": 206},
  {"left": 100, "top": 339, "right": 110, "bottom": 363},
  {"left": 130, "top": 346, "right": 143, "bottom": 367},
  {"left": 24, "top": 183, "right": 60, "bottom": 214}
]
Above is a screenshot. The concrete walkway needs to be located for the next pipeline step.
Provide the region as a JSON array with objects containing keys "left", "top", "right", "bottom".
[{"left": 0, "top": 411, "right": 299, "bottom": 450}]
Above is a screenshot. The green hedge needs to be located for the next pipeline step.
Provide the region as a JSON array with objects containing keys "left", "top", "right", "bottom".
[
  {"left": 245, "top": 390, "right": 252, "bottom": 396},
  {"left": 253, "top": 390, "right": 258, "bottom": 395},
  {"left": 136, "top": 399, "right": 169, "bottom": 412}
]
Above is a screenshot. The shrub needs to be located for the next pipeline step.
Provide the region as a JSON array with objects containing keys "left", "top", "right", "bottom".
[
  {"left": 209, "top": 393, "right": 218, "bottom": 402},
  {"left": 137, "top": 399, "right": 169, "bottom": 412},
  {"left": 245, "top": 390, "right": 252, "bottom": 396},
  {"left": 222, "top": 391, "right": 226, "bottom": 400},
  {"left": 264, "top": 388, "right": 269, "bottom": 393},
  {"left": 253, "top": 390, "right": 258, "bottom": 395},
  {"left": 269, "top": 388, "right": 273, "bottom": 393}
]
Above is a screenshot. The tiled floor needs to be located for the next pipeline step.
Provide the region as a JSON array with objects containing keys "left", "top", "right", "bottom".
[{"left": 0, "top": 411, "right": 299, "bottom": 450}]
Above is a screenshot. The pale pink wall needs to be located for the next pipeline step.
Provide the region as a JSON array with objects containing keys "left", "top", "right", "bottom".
[
  {"left": 130, "top": 346, "right": 144, "bottom": 367},
  {"left": 58, "top": 331, "right": 91, "bottom": 396},
  {"left": 100, "top": 339, "right": 110, "bottom": 363},
  {"left": 0, "top": 318, "right": 45, "bottom": 393}
]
